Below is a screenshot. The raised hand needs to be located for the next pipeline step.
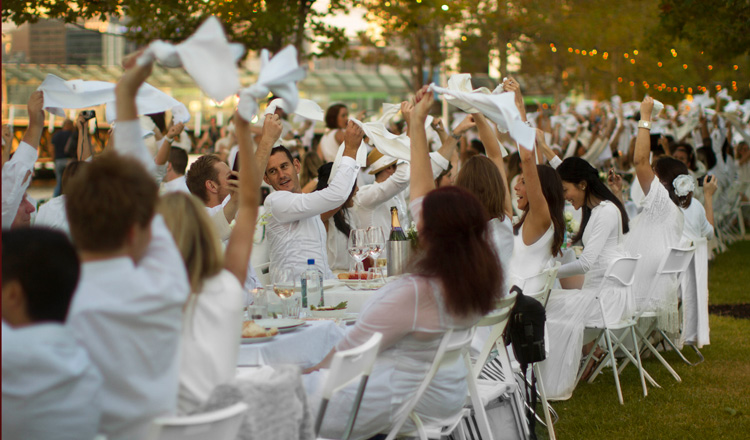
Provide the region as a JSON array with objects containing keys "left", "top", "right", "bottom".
[
  {"left": 640, "top": 96, "right": 654, "bottom": 121},
  {"left": 703, "top": 174, "right": 718, "bottom": 197},
  {"left": 400, "top": 100, "right": 414, "bottom": 126},
  {"left": 454, "top": 115, "right": 476, "bottom": 135},
  {"left": 607, "top": 168, "right": 624, "bottom": 197},
  {"left": 260, "top": 113, "right": 283, "bottom": 144},
  {"left": 344, "top": 120, "right": 365, "bottom": 151},
  {"left": 413, "top": 86, "right": 433, "bottom": 122},
  {"left": 166, "top": 122, "right": 184, "bottom": 140},
  {"left": 27, "top": 91, "right": 45, "bottom": 128}
]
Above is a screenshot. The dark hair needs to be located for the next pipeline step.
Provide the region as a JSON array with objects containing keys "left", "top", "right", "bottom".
[
  {"left": 300, "top": 149, "right": 324, "bottom": 189},
  {"left": 147, "top": 112, "right": 167, "bottom": 134},
  {"left": 186, "top": 154, "right": 221, "bottom": 202},
  {"left": 455, "top": 155, "right": 508, "bottom": 221},
  {"left": 268, "top": 146, "right": 295, "bottom": 168},
  {"left": 673, "top": 143, "right": 697, "bottom": 171},
  {"left": 697, "top": 146, "right": 717, "bottom": 170},
  {"left": 721, "top": 137, "right": 734, "bottom": 162},
  {"left": 435, "top": 163, "right": 452, "bottom": 187},
  {"left": 61, "top": 160, "right": 90, "bottom": 196},
  {"left": 325, "top": 104, "right": 347, "bottom": 130},
  {"left": 506, "top": 152, "right": 522, "bottom": 185},
  {"left": 413, "top": 186, "right": 503, "bottom": 317},
  {"left": 556, "top": 157, "right": 629, "bottom": 243},
  {"left": 67, "top": 153, "right": 158, "bottom": 252},
  {"left": 168, "top": 147, "right": 189, "bottom": 175},
  {"left": 514, "top": 165, "right": 566, "bottom": 257},
  {"left": 654, "top": 156, "right": 692, "bottom": 209},
  {"left": 469, "top": 139, "right": 486, "bottom": 155},
  {"left": 2, "top": 228, "right": 80, "bottom": 322},
  {"left": 316, "top": 162, "right": 355, "bottom": 238}
]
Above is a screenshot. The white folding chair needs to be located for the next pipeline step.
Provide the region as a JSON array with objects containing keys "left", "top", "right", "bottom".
[
  {"left": 145, "top": 402, "right": 249, "bottom": 440},
  {"left": 315, "top": 332, "right": 383, "bottom": 440},
  {"left": 626, "top": 246, "right": 696, "bottom": 383},
  {"left": 384, "top": 327, "right": 477, "bottom": 440},
  {"left": 574, "top": 255, "right": 653, "bottom": 405},
  {"left": 464, "top": 293, "right": 521, "bottom": 440}
]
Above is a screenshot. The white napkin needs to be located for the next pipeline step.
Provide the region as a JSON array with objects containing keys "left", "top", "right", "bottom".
[
  {"left": 238, "top": 45, "right": 306, "bottom": 121},
  {"left": 651, "top": 99, "right": 664, "bottom": 120},
  {"left": 429, "top": 83, "right": 536, "bottom": 150},
  {"left": 264, "top": 98, "right": 324, "bottom": 122},
  {"left": 442, "top": 74, "right": 500, "bottom": 114},
  {"left": 37, "top": 74, "right": 190, "bottom": 124},
  {"left": 137, "top": 16, "right": 244, "bottom": 102}
]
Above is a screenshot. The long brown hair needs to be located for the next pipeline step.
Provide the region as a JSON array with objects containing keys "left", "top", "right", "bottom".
[
  {"left": 513, "top": 165, "right": 566, "bottom": 257},
  {"left": 455, "top": 155, "right": 508, "bottom": 221},
  {"left": 413, "top": 186, "right": 503, "bottom": 317}
]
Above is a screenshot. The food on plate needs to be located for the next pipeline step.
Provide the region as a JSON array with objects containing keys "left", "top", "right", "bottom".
[
  {"left": 241, "top": 320, "right": 278, "bottom": 338},
  {"left": 337, "top": 272, "right": 371, "bottom": 280},
  {"left": 311, "top": 301, "right": 348, "bottom": 311}
]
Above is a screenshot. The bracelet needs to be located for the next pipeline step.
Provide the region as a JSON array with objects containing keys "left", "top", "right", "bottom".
[
  {"left": 637, "top": 120, "right": 652, "bottom": 130},
  {"left": 450, "top": 132, "right": 462, "bottom": 141}
]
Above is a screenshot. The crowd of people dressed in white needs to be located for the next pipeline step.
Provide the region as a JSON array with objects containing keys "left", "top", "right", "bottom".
[{"left": 3, "top": 17, "right": 749, "bottom": 440}]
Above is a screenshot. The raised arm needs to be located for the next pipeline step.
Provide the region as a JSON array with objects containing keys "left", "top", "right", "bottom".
[
  {"left": 634, "top": 96, "right": 656, "bottom": 194},
  {"left": 703, "top": 175, "right": 718, "bottom": 227},
  {"left": 154, "top": 123, "right": 184, "bottom": 166},
  {"left": 113, "top": 52, "right": 156, "bottom": 172},
  {"left": 224, "top": 112, "right": 274, "bottom": 284},
  {"left": 75, "top": 114, "right": 95, "bottom": 161},
  {"left": 409, "top": 86, "right": 435, "bottom": 203},
  {"left": 518, "top": 130, "right": 552, "bottom": 243},
  {"left": 474, "top": 112, "right": 513, "bottom": 217}
]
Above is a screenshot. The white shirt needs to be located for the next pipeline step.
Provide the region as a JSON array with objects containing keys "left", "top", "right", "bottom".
[
  {"left": 34, "top": 195, "right": 70, "bottom": 235},
  {"left": 2, "top": 322, "right": 102, "bottom": 440},
  {"left": 161, "top": 175, "right": 190, "bottom": 194},
  {"left": 681, "top": 199, "right": 713, "bottom": 244},
  {"left": 354, "top": 163, "right": 411, "bottom": 232},
  {"left": 265, "top": 156, "right": 359, "bottom": 279},
  {"left": 178, "top": 270, "right": 244, "bottom": 414},
  {"left": 2, "top": 141, "right": 38, "bottom": 229},
  {"left": 320, "top": 129, "right": 341, "bottom": 162},
  {"left": 326, "top": 212, "right": 358, "bottom": 271}
]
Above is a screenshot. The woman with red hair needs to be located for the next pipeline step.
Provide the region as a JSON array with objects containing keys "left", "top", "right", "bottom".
[{"left": 304, "top": 88, "right": 503, "bottom": 439}]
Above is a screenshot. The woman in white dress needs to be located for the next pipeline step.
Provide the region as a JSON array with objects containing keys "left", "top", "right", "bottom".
[
  {"left": 315, "top": 162, "right": 359, "bottom": 271},
  {"left": 625, "top": 97, "right": 688, "bottom": 334},
  {"left": 304, "top": 88, "right": 503, "bottom": 439},
  {"left": 508, "top": 129, "right": 565, "bottom": 292},
  {"left": 538, "top": 156, "right": 631, "bottom": 400},
  {"left": 158, "top": 112, "right": 273, "bottom": 414},
  {"left": 455, "top": 113, "right": 513, "bottom": 294},
  {"left": 319, "top": 104, "right": 349, "bottom": 162}
]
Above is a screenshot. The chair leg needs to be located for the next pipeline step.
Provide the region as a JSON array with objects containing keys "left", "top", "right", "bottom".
[
  {"left": 602, "top": 330, "right": 624, "bottom": 405},
  {"left": 464, "top": 355, "right": 494, "bottom": 440},
  {"left": 533, "top": 364, "right": 556, "bottom": 440},
  {"left": 635, "top": 326, "right": 682, "bottom": 383},
  {"left": 659, "top": 330, "right": 701, "bottom": 366},
  {"left": 690, "top": 345, "right": 706, "bottom": 365},
  {"left": 630, "top": 327, "right": 649, "bottom": 397},
  {"left": 575, "top": 330, "right": 604, "bottom": 387},
  {"left": 341, "top": 377, "right": 369, "bottom": 440}
]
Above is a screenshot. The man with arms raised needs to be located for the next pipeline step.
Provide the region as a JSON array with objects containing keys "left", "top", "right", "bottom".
[
  {"left": 262, "top": 121, "right": 364, "bottom": 278},
  {"left": 65, "top": 54, "right": 189, "bottom": 440}
]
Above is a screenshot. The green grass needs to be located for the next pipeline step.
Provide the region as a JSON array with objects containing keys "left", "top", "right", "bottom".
[{"left": 544, "top": 240, "right": 750, "bottom": 440}]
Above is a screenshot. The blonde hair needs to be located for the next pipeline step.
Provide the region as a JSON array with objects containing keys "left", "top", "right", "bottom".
[{"left": 157, "top": 193, "right": 224, "bottom": 294}]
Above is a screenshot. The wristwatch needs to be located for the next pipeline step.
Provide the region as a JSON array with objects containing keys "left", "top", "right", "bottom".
[
  {"left": 638, "top": 120, "right": 652, "bottom": 130},
  {"left": 450, "top": 132, "right": 462, "bottom": 141}
]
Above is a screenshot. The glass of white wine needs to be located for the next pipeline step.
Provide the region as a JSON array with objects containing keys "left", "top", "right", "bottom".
[
  {"left": 272, "top": 267, "right": 296, "bottom": 318},
  {"left": 367, "top": 226, "right": 386, "bottom": 279},
  {"left": 348, "top": 228, "right": 368, "bottom": 280}
]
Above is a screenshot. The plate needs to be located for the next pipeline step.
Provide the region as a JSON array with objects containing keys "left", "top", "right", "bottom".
[
  {"left": 253, "top": 318, "right": 305, "bottom": 333},
  {"left": 310, "top": 309, "right": 347, "bottom": 318},
  {"left": 344, "top": 280, "right": 384, "bottom": 290},
  {"left": 241, "top": 334, "right": 277, "bottom": 344}
]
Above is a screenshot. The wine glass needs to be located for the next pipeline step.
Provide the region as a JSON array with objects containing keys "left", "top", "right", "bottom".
[
  {"left": 367, "top": 226, "right": 386, "bottom": 278},
  {"left": 272, "top": 267, "right": 296, "bottom": 318},
  {"left": 348, "top": 229, "right": 368, "bottom": 278}
]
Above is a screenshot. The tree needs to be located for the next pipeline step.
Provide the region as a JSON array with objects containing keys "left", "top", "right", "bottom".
[{"left": 1, "top": 0, "right": 348, "bottom": 59}]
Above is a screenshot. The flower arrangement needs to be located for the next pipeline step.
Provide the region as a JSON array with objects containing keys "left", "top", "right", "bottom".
[{"left": 406, "top": 221, "right": 419, "bottom": 249}]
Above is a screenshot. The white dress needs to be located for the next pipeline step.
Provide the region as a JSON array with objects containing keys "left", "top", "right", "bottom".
[
  {"left": 626, "top": 180, "right": 684, "bottom": 333},
  {"left": 538, "top": 201, "right": 628, "bottom": 400},
  {"left": 320, "top": 129, "right": 341, "bottom": 163},
  {"left": 487, "top": 216, "right": 514, "bottom": 295},
  {"left": 507, "top": 224, "right": 554, "bottom": 293},
  {"left": 177, "top": 270, "right": 244, "bottom": 414},
  {"left": 681, "top": 199, "right": 713, "bottom": 245},
  {"left": 325, "top": 211, "right": 358, "bottom": 271},
  {"left": 304, "top": 197, "right": 478, "bottom": 440}
]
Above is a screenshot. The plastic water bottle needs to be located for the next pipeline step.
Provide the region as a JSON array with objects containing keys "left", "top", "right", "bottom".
[{"left": 301, "top": 259, "right": 324, "bottom": 313}]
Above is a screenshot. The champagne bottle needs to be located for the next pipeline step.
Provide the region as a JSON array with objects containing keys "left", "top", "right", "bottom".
[{"left": 389, "top": 206, "right": 408, "bottom": 241}]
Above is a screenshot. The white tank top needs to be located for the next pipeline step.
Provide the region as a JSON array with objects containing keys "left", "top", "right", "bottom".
[{"left": 508, "top": 223, "right": 554, "bottom": 292}]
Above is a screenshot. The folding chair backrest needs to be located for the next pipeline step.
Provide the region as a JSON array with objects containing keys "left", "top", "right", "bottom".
[
  {"left": 384, "top": 327, "right": 476, "bottom": 440},
  {"left": 656, "top": 246, "right": 696, "bottom": 277},
  {"left": 603, "top": 255, "right": 641, "bottom": 287},
  {"left": 524, "top": 261, "right": 561, "bottom": 308},
  {"left": 473, "top": 299, "right": 516, "bottom": 378},
  {"left": 146, "top": 402, "right": 248, "bottom": 440},
  {"left": 321, "top": 332, "right": 382, "bottom": 399}
]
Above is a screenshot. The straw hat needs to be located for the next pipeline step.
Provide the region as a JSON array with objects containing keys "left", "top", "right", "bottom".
[{"left": 367, "top": 148, "right": 398, "bottom": 175}]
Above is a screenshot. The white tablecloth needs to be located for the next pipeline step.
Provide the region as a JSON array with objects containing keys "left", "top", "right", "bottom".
[
  {"left": 237, "top": 320, "right": 345, "bottom": 368},
  {"left": 324, "top": 284, "right": 377, "bottom": 313}
]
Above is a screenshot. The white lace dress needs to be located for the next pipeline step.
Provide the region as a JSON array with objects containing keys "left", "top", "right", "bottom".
[
  {"left": 538, "top": 201, "right": 628, "bottom": 400},
  {"left": 625, "top": 180, "right": 684, "bottom": 333}
]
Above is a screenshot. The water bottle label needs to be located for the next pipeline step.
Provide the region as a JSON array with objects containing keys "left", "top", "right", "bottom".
[{"left": 300, "top": 278, "right": 308, "bottom": 308}]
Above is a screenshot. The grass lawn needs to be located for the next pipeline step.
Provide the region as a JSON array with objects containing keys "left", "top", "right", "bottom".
[{"left": 543, "top": 241, "right": 750, "bottom": 440}]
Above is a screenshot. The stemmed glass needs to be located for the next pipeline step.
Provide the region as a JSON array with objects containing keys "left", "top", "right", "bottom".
[
  {"left": 348, "top": 228, "right": 368, "bottom": 278},
  {"left": 272, "top": 267, "right": 297, "bottom": 318},
  {"left": 367, "top": 226, "right": 386, "bottom": 279}
]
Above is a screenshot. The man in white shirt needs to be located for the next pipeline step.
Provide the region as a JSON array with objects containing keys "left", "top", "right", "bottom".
[
  {"left": 2, "top": 91, "right": 44, "bottom": 230},
  {"left": 2, "top": 228, "right": 102, "bottom": 440},
  {"left": 161, "top": 147, "right": 191, "bottom": 194},
  {"left": 65, "top": 57, "right": 190, "bottom": 440},
  {"left": 262, "top": 121, "right": 364, "bottom": 278}
]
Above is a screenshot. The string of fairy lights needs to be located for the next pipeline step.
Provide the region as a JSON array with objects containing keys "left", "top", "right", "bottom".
[{"left": 547, "top": 42, "right": 746, "bottom": 93}]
